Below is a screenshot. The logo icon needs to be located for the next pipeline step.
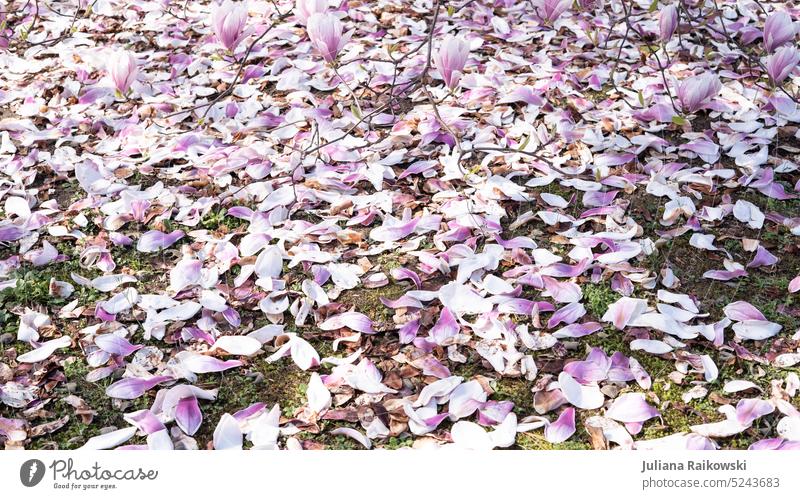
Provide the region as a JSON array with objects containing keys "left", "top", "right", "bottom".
[{"left": 20, "top": 459, "right": 45, "bottom": 487}]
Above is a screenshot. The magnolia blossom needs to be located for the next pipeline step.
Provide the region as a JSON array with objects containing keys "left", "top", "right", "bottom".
[
  {"left": 294, "top": 0, "right": 328, "bottom": 25},
  {"left": 108, "top": 50, "right": 138, "bottom": 95},
  {"left": 307, "top": 12, "right": 351, "bottom": 64},
  {"left": 534, "top": 0, "right": 571, "bottom": 23},
  {"left": 766, "top": 46, "right": 799, "bottom": 84},
  {"left": 677, "top": 73, "right": 722, "bottom": 113},
  {"left": 763, "top": 11, "right": 796, "bottom": 53},
  {"left": 212, "top": 0, "right": 249, "bottom": 52},
  {"left": 659, "top": 5, "right": 678, "bottom": 42},
  {"left": 433, "top": 36, "right": 470, "bottom": 90}
]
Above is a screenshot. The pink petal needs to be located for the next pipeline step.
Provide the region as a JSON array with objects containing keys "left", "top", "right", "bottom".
[
  {"left": 429, "top": 307, "right": 460, "bottom": 344},
  {"left": 544, "top": 407, "right": 576, "bottom": 444},
  {"left": 319, "top": 312, "right": 375, "bottom": 334},
  {"left": 105, "top": 376, "right": 172, "bottom": 400},
  {"left": 736, "top": 398, "right": 775, "bottom": 426},
  {"left": 723, "top": 301, "right": 767, "bottom": 321},
  {"left": 606, "top": 393, "right": 660, "bottom": 423},
  {"left": 175, "top": 396, "right": 203, "bottom": 436},
  {"left": 602, "top": 297, "right": 647, "bottom": 329}
]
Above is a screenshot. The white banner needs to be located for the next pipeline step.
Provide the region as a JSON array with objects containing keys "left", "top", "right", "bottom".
[{"left": 0, "top": 451, "right": 794, "bottom": 499}]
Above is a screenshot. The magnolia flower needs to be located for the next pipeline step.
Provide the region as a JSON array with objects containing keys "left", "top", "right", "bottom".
[
  {"left": 433, "top": 36, "right": 470, "bottom": 90},
  {"left": 108, "top": 50, "right": 138, "bottom": 95},
  {"left": 766, "top": 46, "right": 800, "bottom": 84},
  {"left": 534, "top": 0, "right": 571, "bottom": 23},
  {"left": 212, "top": 0, "right": 249, "bottom": 52},
  {"left": 294, "top": 0, "right": 328, "bottom": 25},
  {"left": 659, "top": 5, "right": 678, "bottom": 42},
  {"left": 307, "top": 12, "right": 351, "bottom": 64},
  {"left": 763, "top": 11, "right": 796, "bottom": 53},
  {"left": 677, "top": 73, "right": 722, "bottom": 113}
]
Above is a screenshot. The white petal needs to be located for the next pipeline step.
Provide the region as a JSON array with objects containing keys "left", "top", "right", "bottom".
[
  {"left": 212, "top": 336, "right": 262, "bottom": 356},
  {"left": 732, "top": 320, "right": 781, "bottom": 340},
  {"left": 558, "top": 372, "right": 604, "bottom": 410},
  {"left": 451, "top": 421, "right": 495, "bottom": 450},
  {"left": 17, "top": 336, "right": 71, "bottom": 363},
  {"left": 306, "top": 372, "right": 331, "bottom": 414},
  {"left": 80, "top": 426, "right": 138, "bottom": 450},
  {"left": 213, "top": 413, "right": 243, "bottom": 450}
]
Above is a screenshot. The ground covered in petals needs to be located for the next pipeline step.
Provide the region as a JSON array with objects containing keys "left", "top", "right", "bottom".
[{"left": 1, "top": 0, "right": 800, "bottom": 450}]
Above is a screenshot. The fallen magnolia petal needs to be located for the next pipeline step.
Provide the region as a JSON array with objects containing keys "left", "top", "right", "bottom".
[
  {"left": 777, "top": 417, "right": 800, "bottom": 441},
  {"left": 17, "top": 309, "right": 51, "bottom": 342},
  {"left": 90, "top": 274, "right": 137, "bottom": 292},
  {"left": 789, "top": 276, "right": 800, "bottom": 293},
  {"left": 489, "top": 413, "right": 517, "bottom": 448},
  {"left": 450, "top": 420, "right": 495, "bottom": 450},
  {"left": 125, "top": 409, "right": 166, "bottom": 435},
  {"left": 429, "top": 307, "right": 460, "bottom": 344},
  {"left": 722, "top": 380, "right": 761, "bottom": 393},
  {"left": 584, "top": 416, "right": 633, "bottom": 450},
  {"left": 747, "top": 245, "right": 779, "bottom": 268},
  {"left": 415, "top": 376, "right": 463, "bottom": 407},
  {"left": 544, "top": 407, "right": 576, "bottom": 444},
  {"left": 558, "top": 372, "right": 604, "bottom": 410},
  {"left": 749, "top": 438, "right": 789, "bottom": 450},
  {"left": 774, "top": 353, "right": 800, "bottom": 368},
  {"left": 602, "top": 297, "right": 648, "bottom": 330},
  {"left": 605, "top": 393, "right": 659, "bottom": 423},
  {"left": 732, "top": 320, "right": 782, "bottom": 341},
  {"left": 547, "top": 302, "right": 586, "bottom": 328},
  {"left": 213, "top": 413, "right": 243, "bottom": 450},
  {"left": 330, "top": 427, "right": 372, "bottom": 449},
  {"left": 181, "top": 354, "right": 243, "bottom": 374},
  {"left": 700, "top": 355, "right": 718, "bottom": 383},
  {"left": 733, "top": 200, "right": 765, "bottom": 229},
  {"left": 210, "top": 336, "right": 262, "bottom": 356},
  {"left": 723, "top": 301, "right": 767, "bottom": 321},
  {"left": 476, "top": 401, "right": 514, "bottom": 426},
  {"left": 94, "top": 333, "right": 142, "bottom": 357},
  {"left": 735, "top": 398, "right": 774, "bottom": 426},
  {"left": 80, "top": 427, "right": 138, "bottom": 450},
  {"left": 448, "top": 380, "right": 488, "bottom": 420},
  {"left": 552, "top": 322, "right": 602, "bottom": 338},
  {"left": 306, "top": 372, "right": 331, "bottom": 414},
  {"left": 136, "top": 230, "right": 184, "bottom": 253},
  {"left": 17, "top": 336, "right": 72, "bottom": 363},
  {"left": 105, "top": 376, "right": 173, "bottom": 400},
  {"left": 319, "top": 312, "right": 375, "bottom": 334},
  {"left": 690, "top": 407, "right": 748, "bottom": 438},
  {"left": 629, "top": 339, "right": 673, "bottom": 354},
  {"left": 634, "top": 432, "right": 717, "bottom": 450},
  {"left": 175, "top": 397, "right": 203, "bottom": 436}
]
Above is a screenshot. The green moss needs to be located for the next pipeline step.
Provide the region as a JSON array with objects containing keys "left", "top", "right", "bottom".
[
  {"left": 379, "top": 435, "right": 413, "bottom": 449},
  {"left": 491, "top": 377, "right": 534, "bottom": 415},
  {"left": 0, "top": 260, "right": 104, "bottom": 311},
  {"left": 193, "top": 357, "right": 308, "bottom": 448},
  {"left": 375, "top": 252, "right": 404, "bottom": 272},
  {"left": 311, "top": 430, "right": 361, "bottom": 449},
  {"left": 516, "top": 431, "right": 591, "bottom": 450},
  {"left": 335, "top": 282, "right": 407, "bottom": 326},
  {"left": 582, "top": 283, "right": 618, "bottom": 320},
  {"left": 200, "top": 207, "right": 247, "bottom": 232}
]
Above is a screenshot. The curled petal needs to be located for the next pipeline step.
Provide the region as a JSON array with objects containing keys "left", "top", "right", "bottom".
[{"left": 544, "top": 407, "right": 576, "bottom": 443}]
